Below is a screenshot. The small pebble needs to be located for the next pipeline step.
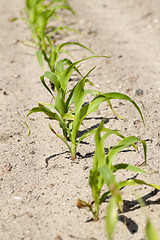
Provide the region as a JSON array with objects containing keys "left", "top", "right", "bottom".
[
  {"left": 12, "top": 39, "right": 19, "bottom": 45},
  {"left": 14, "top": 74, "right": 20, "bottom": 78},
  {"left": 3, "top": 162, "right": 12, "bottom": 172},
  {"left": 88, "top": 27, "right": 97, "bottom": 34},
  {"left": 27, "top": 211, "right": 33, "bottom": 218},
  {"left": 153, "top": 18, "right": 158, "bottom": 23},
  {"left": 14, "top": 196, "right": 21, "bottom": 200},
  {"left": 54, "top": 236, "right": 62, "bottom": 240},
  {"left": 135, "top": 89, "right": 144, "bottom": 96},
  {"left": 3, "top": 91, "right": 8, "bottom": 95},
  {"left": 83, "top": 166, "right": 89, "bottom": 170}
]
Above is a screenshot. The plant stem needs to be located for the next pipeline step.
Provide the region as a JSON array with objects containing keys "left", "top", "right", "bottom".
[
  {"left": 94, "top": 199, "right": 99, "bottom": 221},
  {"left": 71, "top": 142, "right": 76, "bottom": 160}
]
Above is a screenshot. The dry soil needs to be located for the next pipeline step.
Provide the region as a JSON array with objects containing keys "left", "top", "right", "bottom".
[{"left": 0, "top": 0, "right": 160, "bottom": 240}]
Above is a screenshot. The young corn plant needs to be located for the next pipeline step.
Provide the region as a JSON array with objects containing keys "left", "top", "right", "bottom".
[
  {"left": 77, "top": 121, "right": 160, "bottom": 240},
  {"left": 23, "top": 0, "right": 75, "bottom": 47},
  {"left": 36, "top": 35, "right": 95, "bottom": 73},
  {"left": 26, "top": 56, "right": 147, "bottom": 161}
]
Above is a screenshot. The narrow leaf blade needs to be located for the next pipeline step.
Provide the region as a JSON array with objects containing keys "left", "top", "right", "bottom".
[
  {"left": 36, "top": 50, "right": 45, "bottom": 71},
  {"left": 106, "top": 196, "right": 118, "bottom": 240}
]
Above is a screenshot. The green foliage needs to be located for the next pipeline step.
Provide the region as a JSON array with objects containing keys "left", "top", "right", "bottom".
[
  {"left": 77, "top": 121, "right": 160, "bottom": 239},
  {"left": 36, "top": 36, "right": 95, "bottom": 72},
  {"left": 27, "top": 57, "right": 146, "bottom": 161},
  {"left": 23, "top": 0, "right": 75, "bottom": 46},
  {"left": 145, "top": 219, "right": 160, "bottom": 240},
  {"left": 22, "top": 1, "right": 160, "bottom": 238}
]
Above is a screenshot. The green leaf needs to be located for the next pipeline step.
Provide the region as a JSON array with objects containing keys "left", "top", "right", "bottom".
[
  {"left": 84, "top": 89, "right": 100, "bottom": 96},
  {"left": 40, "top": 76, "right": 54, "bottom": 97},
  {"left": 63, "top": 58, "right": 83, "bottom": 77},
  {"left": 145, "top": 219, "right": 160, "bottom": 240},
  {"left": 89, "top": 168, "right": 101, "bottom": 220},
  {"left": 106, "top": 196, "right": 118, "bottom": 240},
  {"left": 71, "top": 67, "right": 96, "bottom": 143},
  {"left": 47, "top": 26, "right": 78, "bottom": 37},
  {"left": 55, "top": 60, "right": 66, "bottom": 81},
  {"left": 44, "top": 71, "right": 61, "bottom": 90},
  {"left": 98, "top": 164, "right": 123, "bottom": 212},
  {"left": 77, "top": 127, "right": 123, "bottom": 146},
  {"left": 137, "top": 197, "right": 160, "bottom": 240},
  {"left": 100, "top": 178, "right": 160, "bottom": 205},
  {"left": 90, "top": 92, "right": 144, "bottom": 123},
  {"left": 118, "top": 179, "right": 160, "bottom": 190},
  {"left": 77, "top": 92, "right": 144, "bottom": 134},
  {"left": 40, "top": 75, "right": 53, "bottom": 96},
  {"left": 57, "top": 41, "right": 95, "bottom": 55},
  {"left": 62, "top": 55, "right": 109, "bottom": 91},
  {"left": 106, "top": 136, "right": 147, "bottom": 167},
  {"left": 108, "top": 100, "right": 124, "bottom": 119},
  {"left": 26, "top": 103, "right": 70, "bottom": 137},
  {"left": 112, "top": 163, "right": 147, "bottom": 174},
  {"left": 39, "top": 102, "right": 54, "bottom": 108},
  {"left": 9, "top": 17, "right": 18, "bottom": 22},
  {"left": 77, "top": 128, "right": 97, "bottom": 145},
  {"left": 62, "top": 113, "right": 74, "bottom": 120},
  {"left": 54, "top": 93, "right": 66, "bottom": 117},
  {"left": 95, "top": 121, "right": 106, "bottom": 168},
  {"left": 49, "top": 124, "right": 71, "bottom": 152},
  {"left": 21, "top": 40, "right": 38, "bottom": 47},
  {"left": 101, "top": 129, "right": 124, "bottom": 144},
  {"left": 74, "top": 67, "right": 95, "bottom": 114},
  {"left": 102, "top": 92, "right": 144, "bottom": 124},
  {"left": 36, "top": 50, "right": 45, "bottom": 71}
]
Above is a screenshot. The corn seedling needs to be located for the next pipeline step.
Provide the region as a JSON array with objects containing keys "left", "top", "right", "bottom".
[
  {"left": 23, "top": 0, "right": 75, "bottom": 46},
  {"left": 77, "top": 121, "right": 160, "bottom": 239},
  {"left": 26, "top": 56, "right": 147, "bottom": 160},
  {"left": 36, "top": 35, "right": 95, "bottom": 72}
]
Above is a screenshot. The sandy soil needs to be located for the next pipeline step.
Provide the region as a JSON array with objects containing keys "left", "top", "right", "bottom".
[{"left": 0, "top": 0, "right": 160, "bottom": 239}]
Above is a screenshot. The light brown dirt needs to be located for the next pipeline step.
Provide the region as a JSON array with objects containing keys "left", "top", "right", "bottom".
[{"left": 0, "top": 0, "right": 160, "bottom": 239}]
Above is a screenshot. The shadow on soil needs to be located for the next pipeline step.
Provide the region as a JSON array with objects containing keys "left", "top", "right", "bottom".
[
  {"left": 86, "top": 188, "right": 159, "bottom": 235},
  {"left": 45, "top": 150, "right": 70, "bottom": 167},
  {"left": 44, "top": 116, "right": 117, "bottom": 163},
  {"left": 119, "top": 189, "right": 160, "bottom": 234}
]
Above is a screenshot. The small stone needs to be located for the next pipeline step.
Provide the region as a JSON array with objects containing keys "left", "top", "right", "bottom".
[
  {"left": 88, "top": 27, "right": 97, "bottom": 34},
  {"left": 134, "top": 156, "right": 145, "bottom": 166},
  {"left": 12, "top": 39, "right": 19, "bottom": 45},
  {"left": 83, "top": 166, "right": 89, "bottom": 170},
  {"left": 54, "top": 235, "right": 62, "bottom": 240},
  {"left": 133, "top": 119, "right": 141, "bottom": 125},
  {"left": 27, "top": 212, "right": 33, "bottom": 218},
  {"left": 153, "top": 18, "right": 158, "bottom": 23},
  {"left": 14, "top": 74, "right": 20, "bottom": 78},
  {"left": 3, "top": 91, "right": 8, "bottom": 95},
  {"left": 135, "top": 89, "right": 144, "bottom": 96},
  {"left": 129, "top": 75, "right": 138, "bottom": 81},
  {"left": 3, "top": 162, "right": 12, "bottom": 172},
  {"left": 14, "top": 196, "right": 21, "bottom": 200}
]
